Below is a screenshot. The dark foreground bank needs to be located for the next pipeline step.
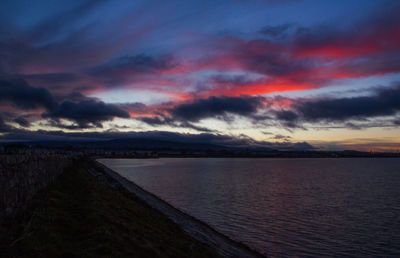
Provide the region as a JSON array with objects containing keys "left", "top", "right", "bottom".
[{"left": 0, "top": 159, "right": 222, "bottom": 257}]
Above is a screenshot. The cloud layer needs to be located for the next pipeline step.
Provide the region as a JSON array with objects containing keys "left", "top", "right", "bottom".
[
  {"left": 0, "top": 0, "right": 399, "bottom": 150},
  {"left": 0, "top": 78, "right": 130, "bottom": 128}
]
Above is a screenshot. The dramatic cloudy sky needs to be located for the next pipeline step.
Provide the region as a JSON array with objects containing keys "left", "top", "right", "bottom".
[{"left": 0, "top": 0, "right": 400, "bottom": 151}]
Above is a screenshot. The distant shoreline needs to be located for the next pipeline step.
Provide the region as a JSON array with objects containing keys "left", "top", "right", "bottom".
[
  {"left": 94, "top": 159, "right": 263, "bottom": 258},
  {"left": 95, "top": 155, "right": 400, "bottom": 159},
  {"left": 2, "top": 141, "right": 400, "bottom": 159}
]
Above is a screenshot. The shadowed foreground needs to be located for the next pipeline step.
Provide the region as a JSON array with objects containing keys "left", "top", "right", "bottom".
[{"left": 0, "top": 160, "right": 220, "bottom": 257}]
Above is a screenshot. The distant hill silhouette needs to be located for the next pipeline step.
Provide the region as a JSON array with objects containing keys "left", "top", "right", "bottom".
[{"left": 25, "top": 138, "right": 231, "bottom": 151}]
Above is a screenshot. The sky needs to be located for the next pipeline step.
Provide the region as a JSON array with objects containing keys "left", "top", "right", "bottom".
[{"left": 0, "top": 0, "right": 399, "bottom": 151}]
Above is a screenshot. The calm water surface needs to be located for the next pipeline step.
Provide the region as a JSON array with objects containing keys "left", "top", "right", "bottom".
[{"left": 99, "top": 158, "right": 400, "bottom": 257}]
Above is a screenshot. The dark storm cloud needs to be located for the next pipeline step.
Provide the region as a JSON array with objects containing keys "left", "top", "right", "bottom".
[
  {"left": 59, "top": 92, "right": 93, "bottom": 102},
  {"left": 138, "top": 116, "right": 214, "bottom": 132},
  {"left": 294, "top": 85, "right": 400, "bottom": 122},
  {"left": 0, "top": 78, "right": 130, "bottom": 128},
  {"left": 140, "top": 83, "right": 400, "bottom": 130},
  {"left": 44, "top": 100, "right": 130, "bottom": 128},
  {"left": 272, "top": 110, "right": 300, "bottom": 128},
  {"left": 170, "top": 95, "right": 265, "bottom": 122},
  {"left": 136, "top": 95, "right": 268, "bottom": 131},
  {"left": 13, "top": 117, "right": 30, "bottom": 127},
  {"left": 139, "top": 116, "right": 175, "bottom": 126},
  {"left": 274, "top": 110, "right": 298, "bottom": 122},
  {"left": 0, "top": 116, "right": 11, "bottom": 131},
  {"left": 271, "top": 84, "right": 400, "bottom": 128},
  {"left": 0, "top": 113, "right": 27, "bottom": 132},
  {"left": 0, "top": 78, "right": 57, "bottom": 110}
]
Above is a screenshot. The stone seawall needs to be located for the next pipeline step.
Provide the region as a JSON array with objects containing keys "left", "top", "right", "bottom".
[{"left": 0, "top": 154, "right": 72, "bottom": 217}]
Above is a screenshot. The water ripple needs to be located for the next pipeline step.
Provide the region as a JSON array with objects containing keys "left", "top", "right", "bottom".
[{"left": 100, "top": 158, "right": 400, "bottom": 257}]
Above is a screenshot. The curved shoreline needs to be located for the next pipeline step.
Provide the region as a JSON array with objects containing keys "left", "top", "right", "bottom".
[{"left": 93, "top": 160, "right": 263, "bottom": 258}]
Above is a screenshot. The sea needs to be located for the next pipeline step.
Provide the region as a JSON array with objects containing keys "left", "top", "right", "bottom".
[{"left": 99, "top": 158, "right": 400, "bottom": 257}]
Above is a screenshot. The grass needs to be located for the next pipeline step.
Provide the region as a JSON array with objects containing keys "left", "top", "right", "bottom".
[{"left": 0, "top": 160, "right": 220, "bottom": 257}]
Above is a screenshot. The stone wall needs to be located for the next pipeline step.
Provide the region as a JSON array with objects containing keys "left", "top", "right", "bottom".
[{"left": 0, "top": 154, "right": 72, "bottom": 217}]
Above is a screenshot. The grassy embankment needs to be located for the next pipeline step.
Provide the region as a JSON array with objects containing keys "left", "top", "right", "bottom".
[{"left": 0, "top": 160, "right": 220, "bottom": 257}]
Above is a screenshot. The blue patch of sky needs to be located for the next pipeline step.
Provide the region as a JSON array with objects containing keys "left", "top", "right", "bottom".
[{"left": 90, "top": 88, "right": 173, "bottom": 105}]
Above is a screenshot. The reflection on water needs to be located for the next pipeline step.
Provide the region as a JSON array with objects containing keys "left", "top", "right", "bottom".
[{"left": 100, "top": 158, "right": 400, "bottom": 257}]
